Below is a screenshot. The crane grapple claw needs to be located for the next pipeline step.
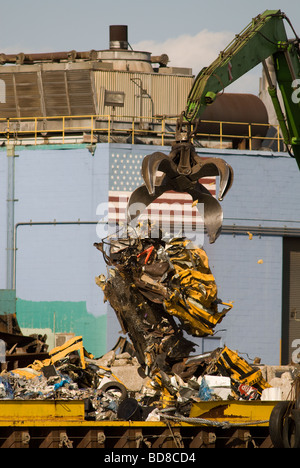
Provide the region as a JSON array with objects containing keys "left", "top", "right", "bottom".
[{"left": 126, "top": 142, "right": 233, "bottom": 243}]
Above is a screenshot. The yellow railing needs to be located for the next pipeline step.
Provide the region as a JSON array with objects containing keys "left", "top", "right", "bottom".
[{"left": 0, "top": 114, "right": 284, "bottom": 151}]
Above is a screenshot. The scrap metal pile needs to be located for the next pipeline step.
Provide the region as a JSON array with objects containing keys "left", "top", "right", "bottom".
[
  {"left": 94, "top": 231, "right": 234, "bottom": 372},
  {"left": 91, "top": 230, "right": 281, "bottom": 420},
  {"left": 0, "top": 333, "right": 285, "bottom": 423},
  {"left": 0, "top": 232, "right": 295, "bottom": 422},
  {"left": 0, "top": 325, "right": 296, "bottom": 423}
]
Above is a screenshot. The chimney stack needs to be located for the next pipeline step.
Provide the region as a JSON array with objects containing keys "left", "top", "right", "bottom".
[{"left": 109, "top": 25, "right": 128, "bottom": 50}]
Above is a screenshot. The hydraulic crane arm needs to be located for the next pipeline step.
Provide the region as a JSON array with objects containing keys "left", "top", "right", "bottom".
[
  {"left": 127, "top": 10, "right": 300, "bottom": 243},
  {"left": 185, "top": 9, "right": 300, "bottom": 167}
]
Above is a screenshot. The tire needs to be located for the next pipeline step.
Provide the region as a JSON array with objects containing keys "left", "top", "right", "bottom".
[
  {"left": 100, "top": 381, "right": 128, "bottom": 401},
  {"left": 269, "top": 401, "right": 290, "bottom": 448},
  {"left": 283, "top": 410, "right": 300, "bottom": 448}
]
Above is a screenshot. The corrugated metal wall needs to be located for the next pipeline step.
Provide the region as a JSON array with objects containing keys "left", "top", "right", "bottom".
[
  {"left": 93, "top": 69, "right": 193, "bottom": 121},
  {"left": 0, "top": 72, "right": 42, "bottom": 117},
  {"left": 42, "top": 69, "right": 96, "bottom": 116},
  {"left": 94, "top": 71, "right": 151, "bottom": 118},
  {"left": 151, "top": 73, "right": 193, "bottom": 118},
  {"left": 0, "top": 66, "right": 96, "bottom": 118},
  {"left": 0, "top": 64, "right": 193, "bottom": 121}
]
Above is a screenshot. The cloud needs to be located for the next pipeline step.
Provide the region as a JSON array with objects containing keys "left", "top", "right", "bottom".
[
  {"left": 134, "top": 30, "right": 233, "bottom": 73},
  {"left": 133, "top": 29, "right": 262, "bottom": 95}
]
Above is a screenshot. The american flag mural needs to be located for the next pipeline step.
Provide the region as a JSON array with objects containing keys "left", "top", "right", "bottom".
[{"left": 108, "top": 150, "right": 216, "bottom": 235}]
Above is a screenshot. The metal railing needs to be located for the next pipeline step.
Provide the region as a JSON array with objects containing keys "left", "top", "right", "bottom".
[{"left": 0, "top": 114, "right": 285, "bottom": 151}]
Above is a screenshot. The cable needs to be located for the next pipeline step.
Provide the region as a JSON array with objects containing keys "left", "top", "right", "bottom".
[{"left": 159, "top": 412, "right": 269, "bottom": 428}]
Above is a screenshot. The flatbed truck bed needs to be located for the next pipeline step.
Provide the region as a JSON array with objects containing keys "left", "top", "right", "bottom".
[{"left": 0, "top": 399, "right": 276, "bottom": 448}]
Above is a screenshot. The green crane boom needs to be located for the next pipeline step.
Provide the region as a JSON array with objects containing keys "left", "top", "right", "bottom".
[
  {"left": 126, "top": 10, "right": 300, "bottom": 243},
  {"left": 185, "top": 9, "right": 300, "bottom": 168}
]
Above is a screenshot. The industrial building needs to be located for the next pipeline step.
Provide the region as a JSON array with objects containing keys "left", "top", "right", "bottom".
[{"left": 0, "top": 24, "right": 299, "bottom": 367}]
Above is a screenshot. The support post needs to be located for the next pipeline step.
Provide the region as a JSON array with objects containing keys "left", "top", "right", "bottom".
[{"left": 6, "top": 144, "right": 17, "bottom": 290}]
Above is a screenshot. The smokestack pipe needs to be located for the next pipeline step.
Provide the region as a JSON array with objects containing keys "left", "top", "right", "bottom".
[{"left": 109, "top": 25, "right": 128, "bottom": 50}]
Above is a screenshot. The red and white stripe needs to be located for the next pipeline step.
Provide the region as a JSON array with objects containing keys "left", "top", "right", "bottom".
[{"left": 108, "top": 177, "right": 216, "bottom": 228}]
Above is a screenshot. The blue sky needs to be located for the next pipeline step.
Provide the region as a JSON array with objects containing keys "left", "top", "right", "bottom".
[{"left": 1, "top": 1, "right": 300, "bottom": 94}]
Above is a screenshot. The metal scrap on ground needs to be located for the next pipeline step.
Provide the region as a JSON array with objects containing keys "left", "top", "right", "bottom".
[
  {"left": 0, "top": 231, "right": 297, "bottom": 426},
  {"left": 0, "top": 333, "right": 288, "bottom": 424}
]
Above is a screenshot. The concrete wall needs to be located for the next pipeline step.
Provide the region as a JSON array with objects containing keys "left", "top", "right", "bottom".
[
  {"left": 0, "top": 142, "right": 299, "bottom": 364},
  {"left": 0, "top": 144, "right": 110, "bottom": 356},
  {"left": 104, "top": 145, "right": 300, "bottom": 365},
  {"left": 205, "top": 148, "right": 300, "bottom": 365}
]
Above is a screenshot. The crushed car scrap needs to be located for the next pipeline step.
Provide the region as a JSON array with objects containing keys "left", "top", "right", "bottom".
[
  {"left": 94, "top": 230, "right": 234, "bottom": 371},
  {"left": 0, "top": 229, "right": 298, "bottom": 425}
]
